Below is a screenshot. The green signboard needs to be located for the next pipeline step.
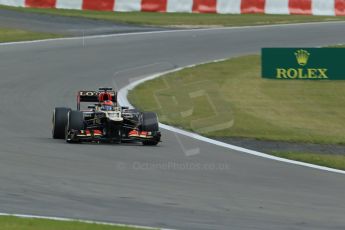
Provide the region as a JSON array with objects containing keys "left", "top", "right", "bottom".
[{"left": 262, "top": 48, "right": 345, "bottom": 80}]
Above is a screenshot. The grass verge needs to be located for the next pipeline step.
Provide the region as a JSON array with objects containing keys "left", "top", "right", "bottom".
[
  {"left": 271, "top": 152, "right": 345, "bottom": 170},
  {"left": 0, "top": 28, "right": 61, "bottom": 43},
  {"left": 0, "top": 216, "right": 154, "bottom": 230},
  {"left": 1, "top": 4, "right": 345, "bottom": 27},
  {"left": 128, "top": 55, "right": 345, "bottom": 145}
]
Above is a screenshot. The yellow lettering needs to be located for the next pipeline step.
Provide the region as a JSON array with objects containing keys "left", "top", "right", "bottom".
[
  {"left": 318, "top": 69, "right": 328, "bottom": 79},
  {"left": 275, "top": 68, "right": 328, "bottom": 80},
  {"left": 276, "top": 68, "right": 287, "bottom": 79},
  {"left": 307, "top": 69, "right": 318, "bottom": 78},
  {"left": 287, "top": 68, "right": 298, "bottom": 79},
  {"left": 298, "top": 68, "right": 307, "bottom": 78}
]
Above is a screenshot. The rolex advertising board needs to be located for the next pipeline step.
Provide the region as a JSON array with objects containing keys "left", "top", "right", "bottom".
[{"left": 262, "top": 48, "right": 345, "bottom": 80}]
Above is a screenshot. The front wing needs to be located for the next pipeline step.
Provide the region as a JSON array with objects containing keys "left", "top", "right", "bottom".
[{"left": 66, "top": 129, "right": 161, "bottom": 143}]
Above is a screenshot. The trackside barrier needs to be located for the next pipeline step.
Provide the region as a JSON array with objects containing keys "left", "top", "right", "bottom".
[{"left": 0, "top": 0, "right": 344, "bottom": 16}]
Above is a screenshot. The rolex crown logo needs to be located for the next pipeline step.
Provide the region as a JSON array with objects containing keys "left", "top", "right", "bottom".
[{"left": 295, "top": 49, "right": 310, "bottom": 66}]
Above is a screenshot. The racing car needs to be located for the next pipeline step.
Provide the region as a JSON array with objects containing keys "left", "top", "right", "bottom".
[{"left": 52, "top": 88, "right": 161, "bottom": 145}]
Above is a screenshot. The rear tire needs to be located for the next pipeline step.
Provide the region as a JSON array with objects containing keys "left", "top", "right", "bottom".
[
  {"left": 141, "top": 112, "right": 159, "bottom": 146},
  {"left": 52, "top": 107, "right": 71, "bottom": 139}
]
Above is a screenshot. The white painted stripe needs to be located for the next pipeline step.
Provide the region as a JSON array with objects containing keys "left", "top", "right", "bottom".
[
  {"left": 217, "top": 0, "right": 241, "bottom": 14},
  {"left": 118, "top": 60, "right": 345, "bottom": 176},
  {"left": 167, "top": 0, "right": 193, "bottom": 13},
  {"left": 0, "top": 0, "right": 24, "bottom": 7},
  {"left": 56, "top": 0, "right": 83, "bottom": 10},
  {"left": 312, "top": 0, "right": 335, "bottom": 16},
  {"left": 0, "top": 213, "right": 175, "bottom": 230},
  {"left": 114, "top": 0, "right": 141, "bottom": 12},
  {"left": 265, "top": 0, "right": 290, "bottom": 15}
]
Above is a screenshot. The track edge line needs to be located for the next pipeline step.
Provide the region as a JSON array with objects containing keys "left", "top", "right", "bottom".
[{"left": 0, "top": 213, "right": 175, "bottom": 230}]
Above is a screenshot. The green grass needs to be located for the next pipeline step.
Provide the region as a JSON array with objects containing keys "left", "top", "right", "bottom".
[
  {"left": 1, "top": 4, "right": 345, "bottom": 27},
  {"left": 0, "top": 28, "right": 61, "bottom": 43},
  {"left": 271, "top": 152, "right": 345, "bottom": 170},
  {"left": 0, "top": 216, "right": 153, "bottom": 230},
  {"left": 128, "top": 55, "right": 345, "bottom": 145}
]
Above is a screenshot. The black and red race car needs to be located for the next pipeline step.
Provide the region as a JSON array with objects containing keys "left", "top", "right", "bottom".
[{"left": 52, "top": 88, "right": 161, "bottom": 145}]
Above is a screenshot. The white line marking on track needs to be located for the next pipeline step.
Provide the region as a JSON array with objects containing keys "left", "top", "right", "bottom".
[
  {"left": 118, "top": 60, "right": 345, "bottom": 176},
  {"left": 0, "top": 213, "right": 175, "bottom": 230}
]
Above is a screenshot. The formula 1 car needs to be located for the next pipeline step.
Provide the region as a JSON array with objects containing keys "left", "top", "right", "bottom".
[{"left": 52, "top": 88, "right": 161, "bottom": 145}]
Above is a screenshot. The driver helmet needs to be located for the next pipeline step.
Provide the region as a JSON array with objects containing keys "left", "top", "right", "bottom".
[{"left": 101, "top": 100, "right": 114, "bottom": 111}]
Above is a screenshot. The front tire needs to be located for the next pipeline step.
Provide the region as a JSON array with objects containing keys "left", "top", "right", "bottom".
[
  {"left": 65, "top": 111, "right": 84, "bottom": 143},
  {"left": 52, "top": 107, "right": 71, "bottom": 139},
  {"left": 141, "top": 112, "right": 160, "bottom": 146}
]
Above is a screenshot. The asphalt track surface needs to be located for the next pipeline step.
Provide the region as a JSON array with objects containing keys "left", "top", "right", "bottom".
[{"left": 1, "top": 19, "right": 345, "bottom": 230}]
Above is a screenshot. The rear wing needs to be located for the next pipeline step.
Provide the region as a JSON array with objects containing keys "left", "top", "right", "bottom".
[{"left": 77, "top": 90, "right": 117, "bottom": 110}]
